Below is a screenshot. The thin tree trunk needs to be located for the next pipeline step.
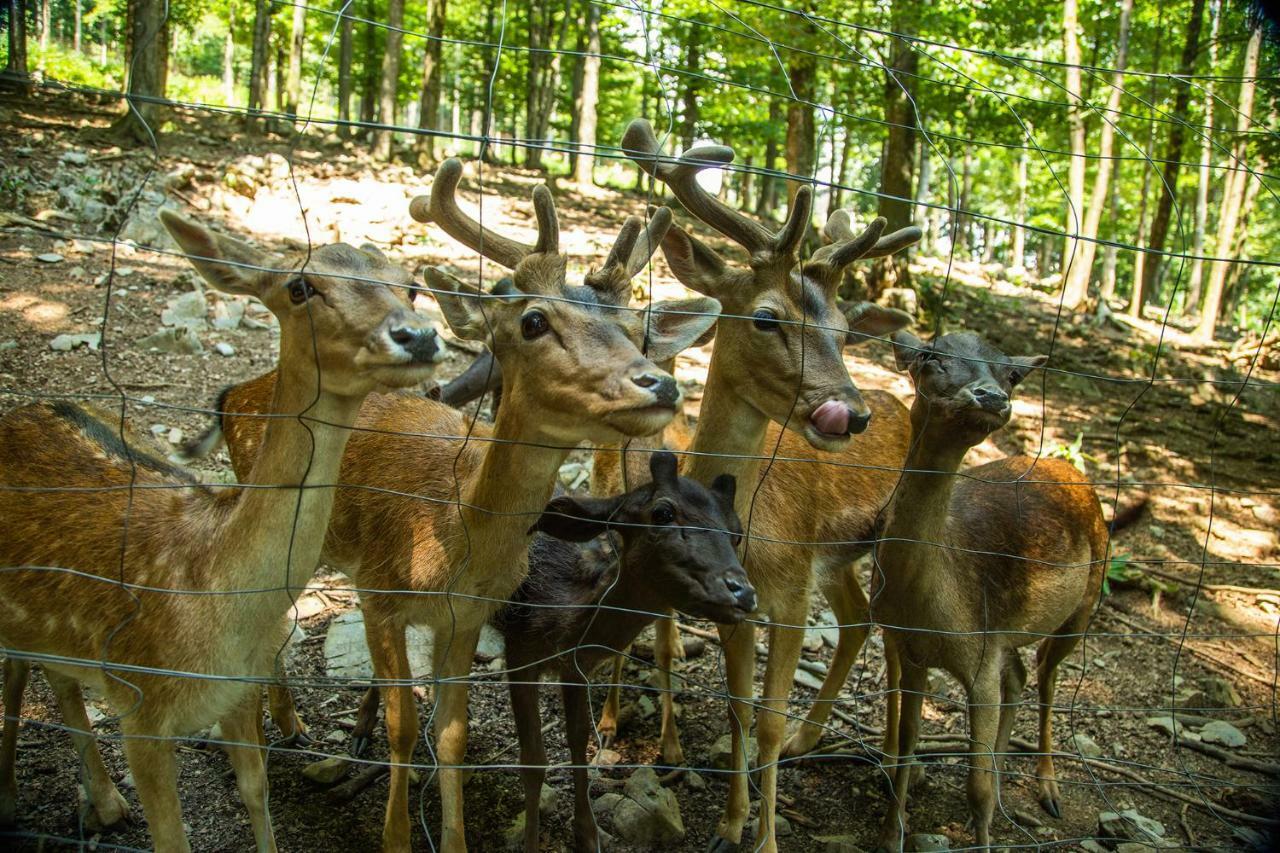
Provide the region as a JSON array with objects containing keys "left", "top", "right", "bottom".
[
  {"left": 99, "top": 16, "right": 107, "bottom": 63},
  {"left": 1062, "top": 0, "right": 1133, "bottom": 309},
  {"left": 1141, "top": 0, "right": 1205, "bottom": 304},
  {"left": 914, "top": 135, "right": 932, "bottom": 254},
  {"left": 274, "top": 42, "right": 284, "bottom": 112},
  {"left": 1184, "top": 0, "right": 1220, "bottom": 315},
  {"left": 1128, "top": 28, "right": 1163, "bottom": 317},
  {"left": 337, "top": 10, "right": 353, "bottom": 138},
  {"left": 757, "top": 100, "right": 781, "bottom": 215},
  {"left": 414, "top": 0, "right": 446, "bottom": 162},
  {"left": 222, "top": 2, "right": 235, "bottom": 105},
  {"left": 5, "top": 0, "right": 30, "bottom": 80},
  {"left": 1220, "top": 172, "right": 1260, "bottom": 318},
  {"left": 73, "top": 0, "right": 82, "bottom": 52},
  {"left": 784, "top": 10, "right": 818, "bottom": 207},
  {"left": 1196, "top": 26, "right": 1261, "bottom": 341},
  {"left": 373, "top": 0, "right": 405, "bottom": 160},
  {"left": 1062, "top": 0, "right": 1087, "bottom": 284},
  {"left": 567, "top": 16, "right": 586, "bottom": 175},
  {"left": 248, "top": 0, "right": 270, "bottom": 112},
  {"left": 573, "top": 2, "right": 600, "bottom": 185},
  {"left": 38, "top": 0, "right": 48, "bottom": 57},
  {"left": 958, "top": 147, "right": 973, "bottom": 255},
  {"left": 1012, "top": 142, "right": 1028, "bottom": 269},
  {"left": 679, "top": 24, "right": 702, "bottom": 150},
  {"left": 359, "top": 0, "right": 377, "bottom": 129},
  {"left": 1100, "top": 161, "right": 1121, "bottom": 302},
  {"left": 109, "top": 0, "right": 168, "bottom": 144},
  {"left": 832, "top": 121, "right": 852, "bottom": 212},
  {"left": 284, "top": 0, "right": 304, "bottom": 116}
]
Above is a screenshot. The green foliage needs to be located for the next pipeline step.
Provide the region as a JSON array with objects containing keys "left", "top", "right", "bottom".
[{"left": 1046, "top": 433, "right": 1097, "bottom": 474}]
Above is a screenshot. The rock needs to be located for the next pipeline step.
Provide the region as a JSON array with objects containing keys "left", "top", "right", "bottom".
[
  {"left": 1173, "top": 687, "right": 1208, "bottom": 710},
  {"left": 539, "top": 783, "right": 557, "bottom": 817},
  {"left": 593, "top": 792, "right": 624, "bottom": 816},
  {"left": 166, "top": 428, "right": 184, "bottom": 446},
  {"left": 301, "top": 756, "right": 349, "bottom": 785},
  {"left": 591, "top": 748, "right": 623, "bottom": 767},
  {"left": 0, "top": 340, "right": 16, "bottom": 351},
  {"left": 905, "top": 833, "right": 950, "bottom": 851},
  {"left": 214, "top": 342, "right": 236, "bottom": 357},
  {"left": 682, "top": 636, "right": 706, "bottom": 658},
  {"left": 795, "top": 668, "right": 825, "bottom": 691},
  {"left": 1199, "top": 720, "right": 1246, "bottom": 747},
  {"left": 61, "top": 151, "right": 90, "bottom": 166},
  {"left": 211, "top": 298, "right": 245, "bottom": 330},
  {"left": 748, "top": 814, "right": 792, "bottom": 839},
  {"left": 502, "top": 813, "right": 526, "bottom": 849},
  {"left": 322, "top": 730, "right": 346, "bottom": 746},
  {"left": 1071, "top": 732, "right": 1103, "bottom": 758},
  {"left": 323, "top": 610, "right": 433, "bottom": 682},
  {"left": 557, "top": 460, "right": 591, "bottom": 491},
  {"left": 474, "top": 624, "right": 505, "bottom": 662},
  {"left": 683, "top": 771, "right": 707, "bottom": 791},
  {"left": 635, "top": 695, "right": 656, "bottom": 720},
  {"left": 138, "top": 326, "right": 203, "bottom": 355},
  {"left": 709, "top": 734, "right": 757, "bottom": 770},
  {"left": 1146, "top": 716, "right": 1183, "bottom": 737},
  {"left": 1098, "top": 809, "right": 1165, "bottom": 845},
  {"left": 611, "top": 767, "right": 684, "bottom": 846},
  {"left": 50, "top": 333, "right": 100, "bottom": 352},
  {"left": 1116, "top": 844, "right": 1166, "bottom": 853},
  {"left": 37, "top": 252, "right": 65, "bottom": 263},
  {"left": 815, "top": 835, "right": 866, "bottom": 853},
  {"left": 1202, "top": 677, "right": 1242, "bottom": 709},
  {"left": 1080, "top": 840, "right": 1108, "bottom": 853},
  {"left": 162, "top": 291, "right": 208, "bottom": 330},
  {"left": 150, "top": 424, "right": 168, "bottom": 437}
]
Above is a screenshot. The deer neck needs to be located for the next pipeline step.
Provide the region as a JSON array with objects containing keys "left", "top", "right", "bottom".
[
  {"left": 683, "top": 356, "right": 770, "bottom": 511},
  {"left": 216, "top": 349, "right": 363, "bottom": 628}
]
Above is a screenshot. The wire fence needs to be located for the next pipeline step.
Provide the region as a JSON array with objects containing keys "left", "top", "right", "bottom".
[{"left": 0, "top": 0, "right": 1277, "bottom": 851}]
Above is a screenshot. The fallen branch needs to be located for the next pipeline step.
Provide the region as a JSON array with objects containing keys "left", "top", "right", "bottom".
[
  {"left": 1175, "top": 736, "right": 1280, "bottom": 777},
  {"left": 1104, "top": 608, "right": 1275, "bottom": 687},
  {"left": 1140, "top": 567, "right": 1280, "bottom": 598}
]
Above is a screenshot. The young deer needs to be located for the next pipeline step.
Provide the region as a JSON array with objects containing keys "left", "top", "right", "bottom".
[
  {"left": 499, "top": 451, "right": 754, "bottom": 852},
  {"left": 0, "top": 211, "right": 443, "bottom": 851},
  {"left": 873, "top": 330, "right": 1108, "bottom": 850},
  {"left": 593, "top": 120, "right": 921, "bottom": 853},
  {"left": 205, "top": 159, "right": 719, "bottom": 852}
]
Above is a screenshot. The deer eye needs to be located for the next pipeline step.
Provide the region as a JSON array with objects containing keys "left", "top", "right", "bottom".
[
  {"left": 521, "top": 310, "right": 549, "bottom": 340},
  {"left": 752, "top": 309, "right": 780, "bottom": 331},
  {"left": 288, "top": 276, "right": 316, "bottom": 305},
  {"left": 651, "top": 503, "right": 675, "bottom": 526}
]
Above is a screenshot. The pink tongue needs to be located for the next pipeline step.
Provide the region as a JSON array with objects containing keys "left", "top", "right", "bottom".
[{"left": 811, "top": 401, "right": 850, "bottom": 436}]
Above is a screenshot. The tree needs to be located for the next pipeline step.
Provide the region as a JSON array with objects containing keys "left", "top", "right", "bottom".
[
  {"left": 373, "top": 0, "right": 405, "bottom": 160},
  {"left": 337, "top": 8, "right": 354, "bottom": 138},
  {"left": 222, "top": 1, "right": 235, "bottom": 106},
  {"left": 572, "top": 2, "right": 600, "bottom": 185},
  {"left": 414, "top": 0, "right": 447, "bottom": 163},
  {"left": 284, "top": 0, "right": 305, "bottom": 116},
  {"left": 1183, "top": 0, "right": 1221, "bottom": 315},
  {"left": 107, "top": 0, "right": 169, "bottom": 144},
  {"left": 248, "top": 0, "right": 271, "bottom": 113},
  {"left": 1061, "top": 0, "right": 1087, "bottom": 286},
  {"left": 4, "top": 0, "right": 30, "bottom": 84},
  {"left": 871, "top": 0, "right": 919, "bottom": 292}
]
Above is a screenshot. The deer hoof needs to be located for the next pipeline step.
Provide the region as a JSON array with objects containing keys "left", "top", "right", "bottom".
[
  {"left": 1039, "top": 794, "right": 1062, "bottom": 819},
  {"left": 705, "top": 834, "right": 739, "bottom": 853},
  {"left": 350, "top": 735, "right": 372, "bottom": 759}
]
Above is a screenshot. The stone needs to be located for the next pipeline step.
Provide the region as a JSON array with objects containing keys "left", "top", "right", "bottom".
[
  {"left": 635, "top": 695, "right": 656, "bottom": 719},
  {"left": 1071, "top": 732, "right": 1103, "bottom": 758},
  {"left": 795, "top": 668, "right": 825, "bottom": 691},
  {"left": 503, "top": 813, "right": 525, "bottom": 850},
  {"left": 1173, "top": 688, "right": 1208, "bottom": 710},
  {"left": 593, "top": 792, "right": 624, "bottom": 814},
  {"left": 1202, "top": 677, "right": 1242, "bottom": 709},
  {"left": 166, "top": 428, "right": 184, "bottom": 446},
  {"left": 539, "top": 783, "right": 557, "bottom": 817},
  {"left": 37, "top": 252, "right": 64, "bottom": 263},
  {"left": 50, "top": 333, "right": 100, "bottom": 352},
  {"left": 138, "top": 326, "right": 203, "bottom": 355},
  {"left": 1098, "top": 809, "right": 1165, "bottom": 845},
  {"left": 162, "top": 291, "right": 208, "bottom": 330},
  {"left": 61, "top": 151, "right": 90, "bottom": 166},
  {"left": 1198, "top": 720, "right": 1246, "bottom": 748},
  {"left": 1145, "top": 716, "right": 1183, "bottom": 737},
  {"left": 709, "top": 734, "right": 758, "bottom": 770},
  {"left": 1116, "top": 844, "right": 1165, "bottom": 853},
  {"left": 682, "top": 636, "right": 706, "bottom": 658},
  {"left": 301, "top": 756, "right": 349, "bottom": 785},
  {"left": 611, "top": 766, "right": 684, "bottom": 846},
  {"left": 591, "top": 748, "right": 623, "bottom": 767},
  {"left": 905, "top": 833, "right": 950, "bottom": 851},
  {"left": 748, "top": 814, "right": 792, "bottom": 839},
  {"left": 1079, "top": 840, "right": 1108, "bottom": 853},
  {"left": 683, "top": 771, "right": 707, "bottom": 791},
  {"left": 211, "top": 298, "right": 245, "bottom": 330},
  {"left": 323, "top": 610, "right": 433, "bottom": 682},
  {"left": 474, "top": 623, "right": 505, "bottom": 662},
  {"left": 214, "top": 342, "right": 236, "bottom": 357},
  {"left": 815, "top": 835, "right": 867, "bottom": 853},
  {"left": 0, "top": 341, "right": 16, "bottom": 351}
]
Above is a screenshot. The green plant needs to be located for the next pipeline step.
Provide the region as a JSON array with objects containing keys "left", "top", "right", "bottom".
[
  {"left": 1046, "top": 432, "right": 1097, "bottom": 474},
  {"left": 1101, "top": 552, "right": 1142, "bottom": 596}
]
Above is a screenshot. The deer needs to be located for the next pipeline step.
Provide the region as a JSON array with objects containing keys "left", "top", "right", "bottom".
[
  {"left": 195, "top": 158, "right": 721, "bottom": 852},
  {"left": 0, "top": 210, "right": 444, "bottom": 852},
  {"left": 498, "top": 450, "right": 754, "bottom": 852},
  {"left": 872, "top": 329, "right": 1117, "bottom": 850}
]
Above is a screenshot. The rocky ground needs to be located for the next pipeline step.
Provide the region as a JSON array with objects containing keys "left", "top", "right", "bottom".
[{"left": 1, "top": 91, "right": 1277, "bottom": 851}]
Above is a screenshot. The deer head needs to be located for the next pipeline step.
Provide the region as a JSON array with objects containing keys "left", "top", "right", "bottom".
[
  {"left": 160, "top": 211, "right": 443, "bottom": 398},
  {"left": 622, "top": 119, "right": 920, "bottom": 452},
  {"left": 411, "top": 160, "right": 719, "bottom": 442}
]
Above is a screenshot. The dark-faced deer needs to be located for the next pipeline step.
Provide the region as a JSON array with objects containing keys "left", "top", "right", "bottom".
[
  {"left": 873, "top": 330, "right": 1111, "bottom": 850},
  {"left": 201, "top": 159, "right": 719, "bottom": 852},
  {"left": 0, "top": 212, "right": 442, "bottom": 851},
  {"left": 499, "top": 451, "right": 753, "bottom": 852}
]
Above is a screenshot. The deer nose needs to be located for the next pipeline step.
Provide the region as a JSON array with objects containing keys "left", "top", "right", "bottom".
[
  {"left": 847, "top": 407, "right": 872, "bottom": 435},
  {"left": 632, "top": 373, "right": 679, "bottom": 407},
  {"left": 388, "top": 325, "right": 443, "bottom": 363},
  {"left": 726, "top": 577, "right": 756, "bottom": 612},
  {"left": 971, "top": 385, "right": 1009, "bottom": 413}
]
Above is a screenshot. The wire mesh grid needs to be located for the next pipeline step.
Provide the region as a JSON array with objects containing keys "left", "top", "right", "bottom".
[{"left": 0, "top": 0, "right": 1277, "bottom": 850}]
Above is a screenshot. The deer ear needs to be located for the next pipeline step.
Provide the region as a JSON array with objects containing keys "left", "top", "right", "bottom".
[
  {"left": 426, "top": 267, "right": 513, "bottom": 342},
  {"left": 528, "top": 494, "right": 624, "bottom": 542},
  {"left": 360, "top": 242, "right": 388, "bottom": 263},
  {"left": 649, "top": 451, "right": 679, "bottom": 487},
  {"left": 844, "top": 303, "right": 913, "bottom": 346},
  {"left": 710, "top": 473, "right": 737, "bottom": 510},
  {"left": 642, "top": 297, "right": 721, "bottom": 363},
  {"left": 890, "top": 330, "right": 926, "bottom": 371},
  {"left": 661, "top": 225, "right": 730, "bottom": 298},
  {"left": 160, "top": 211, "right": 274, "bottom": 297},
  {"left": 1008, "top": 355, "right": 1049, "bottom": 387}
]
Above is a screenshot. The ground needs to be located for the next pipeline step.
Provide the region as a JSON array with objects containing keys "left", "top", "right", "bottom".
[{"left": 0, "top": 91, "right": 1276, "bottom": 851}]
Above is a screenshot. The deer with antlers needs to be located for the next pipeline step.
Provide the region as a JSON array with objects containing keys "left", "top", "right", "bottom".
[
  {"left": 200, "top": 158, "right": 719, "bottom": 851},
  {"left": 0, "top": 211, "right": 443, "bottom": 851}
]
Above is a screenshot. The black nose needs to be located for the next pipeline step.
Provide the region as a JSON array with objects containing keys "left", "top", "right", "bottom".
[
  {"left": 726, "top": 577, "right": 756, "bottom": 611},
  {"left": 972, "top": 385, "right": 1009, "bottom": 413},
  {"left": 390, "top": 326, "right": 441, "bottom": 363},
  {"left": 633, "top": 373, "right": 679, "bottom": 407},
  {"left": 847, "top": 408, "right": 872, "bottom": 435}
]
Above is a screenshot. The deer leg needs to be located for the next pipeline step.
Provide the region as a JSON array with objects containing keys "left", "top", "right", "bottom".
[
  {"left": 365, "top": 618, "right": 417, "bottom": 853},
  {"left": 751, "top": 602, "right": 808, "bottom": 853},
  {"left": 508, "top": 673, "right": 546, "bottom": 853},
  {"left": 219, "top": 693, "right": 278, "bottom": 853},
  {"left": 653, "top": 614, "right": 685, "bottom": 766},
  {"left": 432, "top": 625, "right": 481, "bottom": 853},
  {"left": 1034, "top": 631, "right": 1081, "bottom": 819},
  {"left": 783, "top": 565, "right": 870, "bottom": 758},
  {"left": 1, "top": 658, "right": 31, "bottom": 826},
  {"left": 710, "top": 621, "right": 756, "bottom": 851},
  {"left": 877, "top": 654, "right": 926, "bottom": 853},
  {"left": 265, "top": 681, "right": 309, "bottom": 747},
  {"left": 120, "top": 725, "right": 190, "bottom": 853},
  {"left": 996, "top": 654, "right": 1028, "bottom": 778},
  {"left": 43, "top": 669, "right": 131, "bottom": 831},
  {"left": 595, "top": 653, "right": 624, "bottom": 749},
  {"left": 965, "top": 665, "right": 1004, "bottom": 849},
  {"left": 561, "top": 678, "right": 599, "bottom": 852},
  {"left": 350, "top": 686, "right": 381, "bottom": 758}
]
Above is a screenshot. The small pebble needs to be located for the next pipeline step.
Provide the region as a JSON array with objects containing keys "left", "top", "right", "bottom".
[
  {"left": 214, "top": 342, "right": 236, "bottom": 357},
  {"left": 37, "top": 252, "right": 65, "bottom": 263}
]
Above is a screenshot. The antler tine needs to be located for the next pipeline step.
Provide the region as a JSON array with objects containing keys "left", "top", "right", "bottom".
[
  {"left": 822, "top": 208, "right": 855, "bottom": 244},
  {"left": 530, "top": 185, "right": 560, "bottom": 256},
  {"left": 772, "top": 185, "right": 813, "bottom": 256},
  {"left": 585, "top": 206, "right": 673, "bottom": 305},
  {"left": 820, "top": 216, "right": 888, "bottom": 269},
  {"left": 860, "top": 225, "right": 924, "bottom": 259},
  {"left": 408, "top": 158, "right": 534, "bottom": 270},
  {"left": 623, "top": 205, "right": 672, "bottom": 279},
  {"left": 622, "top": 118, "right": 773, "bottom": 254}
]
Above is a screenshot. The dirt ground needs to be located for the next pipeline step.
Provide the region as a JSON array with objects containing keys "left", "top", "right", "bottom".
[{"left": 1, "top": 91, "right": 1277, "bottom": 852}]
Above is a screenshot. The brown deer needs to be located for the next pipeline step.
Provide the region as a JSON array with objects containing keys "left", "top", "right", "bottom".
[
  {"left": 203, "top": 158, "right": 720, "bottom": 852},
  {"left": 499, "top": 450, "right": 754, "bottom": 852},
  {"left": 597, "top": 120, "right": 921, "bottom": 853},
  {"left": 0, "top": 211, "right": 443, "bottom": 851},
  {"left": 873, "top": 330, "right": 1111, "bottom": 850}
]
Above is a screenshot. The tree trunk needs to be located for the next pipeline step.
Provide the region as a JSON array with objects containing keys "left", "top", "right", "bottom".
[
  {"left": 1127, "top": 29, "right": 1163, "bottom": 317},
  {"left": 1099, "top": 161, "right": 1121, "bottom": 302},
  {"left": 73, "top": 0, "right": 82, "bottom": 52},
  {"left": 222, "top": 2, "right": 235, "bottom": 105},
  {"left": 757, "top": 100, "right": 781, "bottom": 216},
  {"left": 913, "top": 135, "right": 932, "bottom": 254},
  {"left": 414, "top": 0, "right": 446, "bottom": 162},
  {"left": 274, "top": 42, "right": 284, "bottom": 112},
  {"left": 783, "top": 10, "right": 817, "bottom": 207},
  {"left": 573, "top": 2, "right": 600, "bottom": 185},
  {"left": 248, "top": 0, "right": 270, "bottom": 112},
  {"left": 1061, "top": 0, "right": 1133, "bottom": 309},
  {"left": 523, "top": 0, "right": 561, "bottom": 170},
  {"left": 958, "top": 146, "right": 973, "bottom": 255},
  {"left": 679, "top": 25, "right": 702, "bottom": 150},
  {"left": 109, "top": 0, "right": 168, "bottom": 144},
  {"left": 337, "top": 10, "right": 353, "bottom": 138},
  {"left": 1061, "top": 0, "right": 1087, "bottom": 284},
  {"left": 284, "top": 0, "right": 304, "bottom": 116},
  {"left": 373, "top": 0, "right": 405, "bottom": 160},
  {"left": 359, "top": 1, "right": 377, "bottom": 130},
  {"left": 1196, "top": 26, "right": 1261, "bottom": 341},
  {"left": 1011, "top": 141, "right": 1027, "bottom": 269},
  {"left": 1140, "top": 0, "right": 1205, "bottom": 304},
  {"left": 1183, "top": 0, "right": 1220, "bottom": 315},
  {"left": 38, "top": 0, "right": 47, "bottom": 55},
  {"left": 5, "top": 0, "right": 29, "bottom": 80},
  {"left": 832, "top": 122, "right": 853, "bottom": 212}
]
